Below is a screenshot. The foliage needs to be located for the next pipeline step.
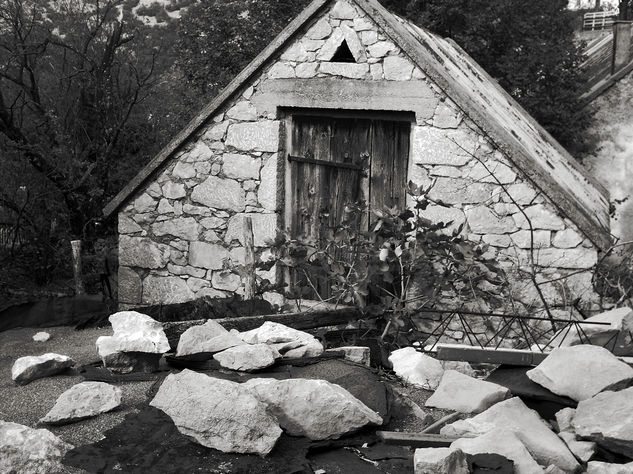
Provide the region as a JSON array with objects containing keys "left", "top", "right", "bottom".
[
  {"left": 381, "top": 0, "right": 592, "bottom": 154},
  {"left": 176, "top": 0, "right": 310, "bottom": 99},
  {"left": 593, "top": 245, "right": 633, "bottom": 307},
  {"left": 275, "top": 182, "right": 508, "bottom": 343}
]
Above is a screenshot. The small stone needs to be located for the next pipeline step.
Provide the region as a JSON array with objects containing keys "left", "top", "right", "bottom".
[
  {"left": 555, "top": 407, "right": 576, "bottom": 433},
  {"left": 411, "top": 127, "right": 476, "bottom": 166},
  {"left": 433, "top": 103, "right": 462, "bottom": 129},
  {"left": 32, "top": 332, "right": 50, "bottom": 342},
  {"left": 172, "top": 162, "right": 196, "bottom": 180},
  {"left": 367, "top": 40, "right": 396, "bottom": 58},
  {"left": 326, "top": 346, "right": 371, "bottom": 366},
  {"left": 151, "top": 217, "right": 201, "bottom": 241},
  {"left": 150, "top": 369, "right": 282, "bottom": 455},
  {"left": 587, "top": 461, "right": 633, "bottom": 473},
  {"left": 504, "top": 183, "right": 538, "bottom": 204},
  {"left": 426, "top": 370, "right": 509, "bottom": 414},
  {"left": 176, "top": 320, "right": 245, "bottom": 357},
  {"left": 281, "top": 43, "right": 312, "bottom": 62},
  {"left": 226, "top": 101, "right": 257, "bottom": 121},
  {"left": 191, "top": 176, "right": 246, "bottom": 212},
  {"left": 388, "top": 347, "right": 444, "bottom": 390},
  {"left": 118, "top": 215, "right": 143, "bottom": 234},
  {"left": 142, "top": 276, "right": 195, "bottom": 305},
  {"left": 188, "top": 241, "right": 230, "bottom": 270},
  {"left": 204, "top": 121, "right": 229, "bottom": 142},
  {"left": 414, "top": 447, "right": 469, "bottom": 474},
  {"left": 40, "top": 382, "right": 122, "bottom": 425},
  {"left": 353, "top": 17, "right": 374, "bottom": 31},
  {"left": 465, "top": 207, "right": 517, "bottom": 234},
  {"left": 225, "top": 121, "right": 280, "bottom": 153},
  {"left": 211, "top": 271, "right": 241, "bottom": 292},
  {"left": 330, "top": 0, "right": 357, "bottom": 19},
  {"left": 119, "top": 236, "right": 171, "bottom": 269},
  {"left": 465, "top": 160, "right": 517, "bottom": 185},
  {"left": 526, "top": 345, "right": 633, "bottom": 401},
  {"left": 513, "top": 204, "right": 565, "bottom": 230},
  {"left": 383, "top": 56, "right": 414, "bottom": 80},
  {"left": 268, "top": 62, "right": 295, "bottom": 79},
  {"left": 295, "top": 62, "right": 319, "bottom": 78},
  {"left": 244, "top": 378, "right": 383, "bottom": 439},
  {"left": 224, "top": 213, "right": 277, "bottom": 247},
  {"left": 133, "top": 193, "right": 156, "bottom": 213},
  {"left": 11, "top": 353, "right": 74, "bottom": 385},
  {"left": 510, "top": 230, "right": 551, "bottom": 249},
  {"left": 552, "top": 228, "right": 583, "bottom": 248},
  {"left": 0, "top": 421, "right": 73, "bottom": 474},
  {"left": 306, "top": 18, "right": 332, "bottom": 40},
  {"left": 222, "top": 153, "right": 260, "bottom": 180},
  {"left": 558, "top": 431, "right": 596, "bottom": 463},
  {"left": 240, "top": 321, "right": 324, "bottom": 358},
  {"left": 213, "top": 343, "right": 279, "bottom": 371}
]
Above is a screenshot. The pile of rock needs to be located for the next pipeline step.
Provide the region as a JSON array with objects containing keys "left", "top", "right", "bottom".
[
  {"left": 149, "top": 369, "right": 383, "bottom": 455},
  {"left": 399, "top": 343, "right": 633, "bottom": 473}
]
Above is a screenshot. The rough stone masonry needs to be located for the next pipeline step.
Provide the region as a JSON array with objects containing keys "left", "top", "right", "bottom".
[{"left": 116, "top": 0, "right": 602, "bottom": 340}]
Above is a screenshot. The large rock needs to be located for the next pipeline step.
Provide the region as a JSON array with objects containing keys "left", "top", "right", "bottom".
[
  {"left": 572, "top": 386, "right": 633, "bottom": 458},
  {"left": 413, "top": 447, "right": 469, "bottom": 474},
  {"left": 546, "top": 307, "right": 633, "bottom": 355},
  {"left": 388, "top": 347, "right": 444, "bottom": 390},
  {"left": 451, "top": 429, "right": 540, "bottom": 474},
  {"left": 526, "top": 345, "right": 633, "bottom": 401},
  {"left": 176, "top": 320, "right": 244, "bottom": 358},
  {"left": 96, "top": 311, "right": 169, "bottom": 373},
  {"left": 0, "top": 421, "right": 73, "bottom": 474},
  {"left": 150, "top": 369, "right": 281, "bottom": 455},
  {"left": 587, "top": 461, "right": 633, "bottom": 473},
  {"left": 119, "top": 236, "right": 170, "bottom": 269},
  {"left": 441, "top": 397, "right": 580, "bottom": 472},
  {"left": 11, "top": 353, "right": 74, "bottom": 385},
  {"left": 213, "top": 343, "right": 279, "bottom": 371},
  {"left": 96, "top": 311, "right": 169, "bottom": 357},
  {"left": 239, "top": 321, "right": 323, "bottom": 358},
  {"left": 40, "top": 382, "right": 122, "bottom": 425},
  {"left": 190, "top": 176, "right": 245, "bottom": 212},
  {"left": 426, "top": 370, "right": 509, "bottom": 413},
  {"left": 244, "top": 378, "right": 382, "bottom": 440}
]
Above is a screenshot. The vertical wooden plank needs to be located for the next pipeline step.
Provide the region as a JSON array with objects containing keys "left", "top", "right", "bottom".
[
  {"left": 243, "top": 217, "right": 256, "bottom": 300},
  {"left": 71, "top": 240, "right": 85, "bottom": 295}
]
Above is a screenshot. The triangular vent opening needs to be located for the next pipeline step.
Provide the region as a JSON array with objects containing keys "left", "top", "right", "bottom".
[{"left": 330, "top": 40, "right": 356, "bottom": 63}]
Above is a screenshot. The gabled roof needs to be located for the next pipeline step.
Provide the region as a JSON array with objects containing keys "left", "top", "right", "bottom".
[{"left": 104, "top": 0, "right": 612, "bottom": 250}]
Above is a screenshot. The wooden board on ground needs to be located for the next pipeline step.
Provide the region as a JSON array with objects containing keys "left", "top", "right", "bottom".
[
  {"left": 435, "top": 344, "right": 549, "bottom": 366},
  {"left": 377, "top": 431, "right": 458, "bottom": 448}
]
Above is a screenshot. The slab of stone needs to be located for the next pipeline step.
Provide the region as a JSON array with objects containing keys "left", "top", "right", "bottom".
[
  {"left": 188, "top": 241, "right": 230, "bottom": 270},
  {"left": 191, "top": 176, "right": 245, "bottom": 212},
  {"left": 441, "top": 397, "right": 580, "bottom": 472},
  {"left": 426, "top": 370, "right": 509, "bottom": 413},
  {"left": 118, "top": 236, "right": 171, "bottom": 269},
  {"left": 176, "top": 320, "right": 244, "bottom": 358},
  {"left": 388, "top": 347, "right": 444, "bottom": 390},
  {"left": 558, "top": 431, "right": 596, "bottom": 463},
  {"left": 222, "top": 153, "right": 261, "bottom": 180},
  {"left": 383, "top": 56, "right": 414, "bottom": 81},
  {"left": 330, "top": 0, "right": 357, "bottom": 19},
  {"left": 326, "top": 346, "right": 370, "bottom": 366},
  {"left": 150, "top": 369, "right": 282, "bottom": 455},
  {"left": 555, "top": 407, "right": 576, "bottom": 433},
  {"left": 11, "top": 353, "right": 74, "bottom": 385},
  {"left": 572, "top": 386, "right": 633, "bottom": 458},
  {"left": 587, "top": 461, "right": 633, "bottom": 473},
  {"left": 451, "top": 429, "right": 539, "bottom": 474},
  {"left": 151, "top": 217, "right": 200, "bottom": 241},
  {"left": 244, "top": 378, "right": 382, "bottom": 440},
  {"left": 96, "top": 311, "right": 169, "bottom": 358},
  {"left": 213, "top": 343, "right": 279, "bottom": 372},
  {"left": 413, "top": 447, "right": 469, "bottom": 474},
  {"left": 32, "top": 332, "right": 50, "bottom": 342},
  {"left": 258, "top": 154, "right": 277, "bottom": 210},
  {"left": 513, "top": 204, "right": 565, "bottom": 230},
  {"left": 240, "top": 321, "right": 323, "bottom": 358},
  {"left": 319, "top": 62, "right": 369, "bottom": 79},
  {"left": 225, "top": 121, "right": 280, "bottom": 153},
  {"left": 526, "top": 345, "right": 633, "bottom": 401},
  {"left": 546, "top": 307, "right": 633, "bottom": 355},
  {"left": 0, "top": 421, "right": 73, "bottom": 474},
  {"left": 142, "top": 276, "right": 195, "bottom": 305},
  {"left": 40, "top": 382, "right": 122, "bottom": 425},
  {"left": 465, "top": 206, "right": 517, "bottom": 234}
]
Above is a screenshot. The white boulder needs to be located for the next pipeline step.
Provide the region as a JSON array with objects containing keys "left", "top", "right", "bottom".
[
  {"left": 32, "top": 332, "right": 50, "bottom": 342},
  {"left": 150, "top": 369, "right": 282, "bottom": 455},
  {"left": 426, "top": 370, "right": 509, "bottom": 413},
  {"left": 0, "top": 421, "right": 73, "bottom": 474},
  {"left": 451, "top": 429, "right": 542, "bottom": 474},
  {"left": 388, "top": 347, "right": 444, "bottom": 390},
  {"left": 11, "top": 353, "right": 74, "bottom": 385},
  {"left": 441, "top": 397, "right": 579, "bottom": 472},
  {"left": 239, "top": 321, "right": 323, "bottom": 358},
  {"left": 526, "top": 345, "right": 633, "bottom": 401},
  {"left": 96, "top": 311, "right": 170, "bottom": 357},
  {"left": 413, "top": 447, "right": 469, "bottom": 474},
  {"left": 213, "top": 343, "right": 279, "bottom": 371},
  {"left": 572, "top": 386, "right": 633, "bottom": 458},
  {"left": 40, "top": 382, "right": 122, "bottom": 425},
  {"left": 244, "top": 378, "right": 383, "bottom": 440},
  {"left": 176, "top": 320, "right": 244, "bottom": 357}
]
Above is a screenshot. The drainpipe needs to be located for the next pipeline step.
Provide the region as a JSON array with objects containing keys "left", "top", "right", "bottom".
[{"left": 611, "top": 20, "right": 633, "bottom": 73}]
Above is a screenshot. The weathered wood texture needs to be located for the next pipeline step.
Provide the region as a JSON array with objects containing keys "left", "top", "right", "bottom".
[
  {"left": 162, "top": 306, "right": 366, "bottom": 347},
  {"left": 377, "top": 431, "right": 458, "bottom": 448},
  {"left": 420, "top": 412, "right": 462, "bottom": 434},
  {"left": 435, "top": 344, "right": 549, "bottom": 366},
  {"left": 243, "top": 217, "right": 256, "bottom": 300}
]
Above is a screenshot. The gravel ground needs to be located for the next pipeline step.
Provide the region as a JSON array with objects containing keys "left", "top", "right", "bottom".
[{"left": 0, "top": 326, "right": 157, "bottom": 473}]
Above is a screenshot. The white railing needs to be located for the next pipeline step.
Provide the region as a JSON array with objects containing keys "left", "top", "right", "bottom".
[{"left": 584, "top": 11, "right": 618, "bottom": 30}]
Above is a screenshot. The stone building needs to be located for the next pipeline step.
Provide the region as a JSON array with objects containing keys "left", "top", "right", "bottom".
[{"left": 104, "top": 0, "right": 611, "bottom": 316}]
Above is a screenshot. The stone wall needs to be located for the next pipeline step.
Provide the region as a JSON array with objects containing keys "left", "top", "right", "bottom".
[{"left": 117, "top": 0, "right": 601, "bottom": 320}]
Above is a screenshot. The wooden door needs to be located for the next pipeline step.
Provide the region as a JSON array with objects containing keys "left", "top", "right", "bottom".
[{"left": 287, "top": 113, "right": 410, "bottom": 299}]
